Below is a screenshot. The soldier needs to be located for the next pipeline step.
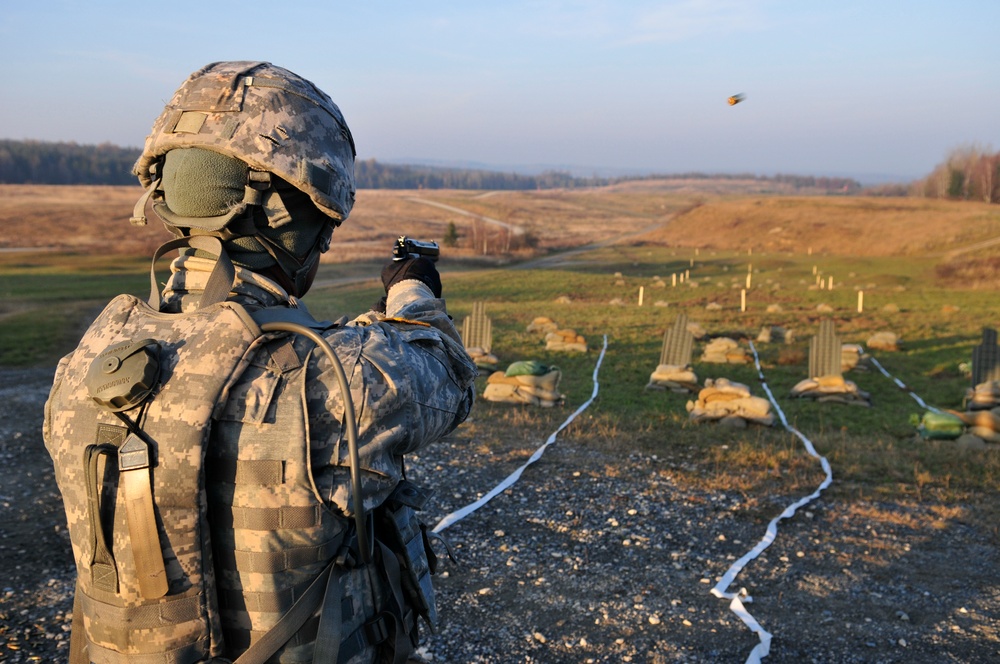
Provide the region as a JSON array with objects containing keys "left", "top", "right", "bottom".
[{"left": 44, "top": 61, "right": 477, "bottom": 663}]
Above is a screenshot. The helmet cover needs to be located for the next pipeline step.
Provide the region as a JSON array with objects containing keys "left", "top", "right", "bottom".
[{"left": 134, "top": 61, "right": 356, "bottom": 224}]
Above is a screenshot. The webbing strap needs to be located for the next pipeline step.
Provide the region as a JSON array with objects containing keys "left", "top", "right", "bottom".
[
  {"left": 84, "top": 444, "right": 118, "bottom": 593},
  {"left": 311, "top": 565, "right": 346, "bottom": 663},
  {"left": 78, "top": 591, "right": 205, "bottom": 630},
  {"left": 220, "top": 578, "right": 314, "bottom": 614},
  {"left": 233, "top": 560, "right": 335, "bottom": 664},
  {"left": 224, "top": 615, "right": 321, "bottom": 651},
  {"left": 148, "top": 235, "right": 235, "bottom": 310},
  {"left": 84, "top": 637, "right": 209, "bottom": 664},
  {"left": 69, "top": 582, "right": 88, "bottom": 664},
  {"left": 120, "top": 434, "right": 169, "bottom": 599},
  {"left": 217, "top": 539, "right": 341, "bottom": 574},
  {"left": 207, "top": 458, "right": 285, "bottom": 485},
  {"left": 377, "top": 540, "right": 417, "bottom": 664},
  {"left": 78, "top": 592, "right": 209, "bottom": 661},
  {"left": 215, "top": 504, "right": 322, "bottom": 531}
]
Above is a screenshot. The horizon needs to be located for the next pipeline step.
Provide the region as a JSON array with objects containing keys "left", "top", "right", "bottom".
[{"left": 2, "top": 2, "right": 998, "bottom": 183}]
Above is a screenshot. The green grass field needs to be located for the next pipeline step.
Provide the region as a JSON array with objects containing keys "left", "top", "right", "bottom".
[{"left": 2, "top": 243, "right": 998, "bottom": 509}]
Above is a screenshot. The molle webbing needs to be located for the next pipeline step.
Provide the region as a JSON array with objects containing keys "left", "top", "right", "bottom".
[
  {"left": 207, "top": 458, "right": 286, "bottom": 485},
  {"left": 223, "top": 614, "right": 320, "bottom": 652},
  {"left": 208, "top": 334, "right": 347, "bottom": 661},
  {"left": 213, "top": 504, "right": 322, "bottom": 531},
  {"left": 79, "top": 591, "right": 210, "bottom": 661},
  {"left": 215, "top": 538, "right": 342, "bottom": 575}
]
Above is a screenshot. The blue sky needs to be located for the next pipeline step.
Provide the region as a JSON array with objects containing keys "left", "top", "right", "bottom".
[{"left": 2, "top": 1, "right": 997, "bottom": 182}]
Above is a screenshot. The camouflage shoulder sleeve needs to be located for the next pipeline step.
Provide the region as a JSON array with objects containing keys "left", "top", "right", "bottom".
[{"left": 307, "top": 286, "right": 476, "bottom": 514}]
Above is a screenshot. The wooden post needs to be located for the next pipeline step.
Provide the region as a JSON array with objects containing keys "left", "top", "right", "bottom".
[
  {"left": 858, "top": 290, "right": 864, "bottom": 313},
  {"left": 741, "top": 289, "right": 746, "bottom": 312},
  {"left": 638, "top": 286, "right": 644, "bottom": 307},
  {"left": 672, "top": 273, "right": 677, "bottom": 287},
  {"left": 746, "top": 273, "right": 752, "bottom": 289},
  {"left": 828, "top": 275, "right": 834, "bottom": 290},
  {"left": 685, "top": 269, "right": 690, "bottom": 281}
]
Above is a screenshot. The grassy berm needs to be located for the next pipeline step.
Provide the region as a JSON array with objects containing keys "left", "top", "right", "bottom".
[{"left": 1, "top": 183, "right": 998, "bottom": 662}]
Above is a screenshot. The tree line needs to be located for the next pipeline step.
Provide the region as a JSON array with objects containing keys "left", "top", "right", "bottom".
[
  {"left": 0, "top": 140, "right": 864, "bottom": 192},
  {"left": 911, "top": 145, "right": 1000, "bottom": 203},
  {"left": 6, "top": 138, "right": 996, "bottom": 203},
  {"left": 0, "top": 139, "right": 140, "bottom": 185}
]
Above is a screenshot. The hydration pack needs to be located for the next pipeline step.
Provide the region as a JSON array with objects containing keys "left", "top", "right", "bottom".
[{"left": 44, "top": 237, "right": 437, "bottom": 663}]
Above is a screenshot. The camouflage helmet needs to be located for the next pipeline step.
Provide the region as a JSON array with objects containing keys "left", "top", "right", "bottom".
[{"left": 133, "top": 61, "right": 356, "bottom": 227}]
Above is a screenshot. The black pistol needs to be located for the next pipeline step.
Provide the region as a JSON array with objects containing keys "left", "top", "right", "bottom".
[{"left": 392, "top": 236, "right": 440, "bottom": 262}]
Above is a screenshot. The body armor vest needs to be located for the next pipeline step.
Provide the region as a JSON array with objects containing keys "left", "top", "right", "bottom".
[{"left": 44, "top": 291, "right": 414, "bottom": 663}]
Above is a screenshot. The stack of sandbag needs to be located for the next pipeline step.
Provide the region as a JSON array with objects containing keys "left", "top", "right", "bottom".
[
  {"left": 757, "top": 326, "right": 794, "bottom": 344},
  {"left": 947, "top": 409, "right": 1000, "bottom": 444},
  {"left": 687, "top": 321, "right": 707, "bottom": 340},
  {"left": 482, "top": 361, "right": 565, "bottom": 407},
  {"left": 790, "top": 375, "right": 872, "bottom": 406},
  {"left": 841, "top": 343, "right": 867, "bottom": 372},
  {"left": 914, "top": 410, "right": 965, "bottom": 440},
  {"left": 686, "top": 378, "right": 774, "bottom": 427},
  {"left": 867, "top": 331, "right": 900, "bottom": 352},
  {"left": 914, "top": 408, "right": 1000, "bottom": 446},
  {"left": 646, "top": 364, "right": 699, "bottom": 393},
  {"left": 465, "top": 346, "right": 499, "bottom": 371},
  {"left": 700, "top": 337, "right": 749, "bottom": 364},
  {"left": 526, "top": 316, "right": 559, "bottom": 335},
  {"left": 965, "top": 381, "right": 1000, "bottom": 411},
  {"left": 545, "top": 328, "right": 587, "bottom": 352}
]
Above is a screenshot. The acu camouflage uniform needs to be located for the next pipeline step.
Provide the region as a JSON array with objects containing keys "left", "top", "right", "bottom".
[{"left": 43, "top": 61, "right": 477, "bottom": 664}]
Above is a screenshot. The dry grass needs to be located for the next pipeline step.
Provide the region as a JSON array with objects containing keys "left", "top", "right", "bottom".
[
  {"left": 634, "top": 195, "right": 1000, "bottom": 257},
  {"left": 5, "top": 185, "right": 1000, "bottom": 266},
  {"left": 0, "top": 184, "right": 164, "bottom": 254}
]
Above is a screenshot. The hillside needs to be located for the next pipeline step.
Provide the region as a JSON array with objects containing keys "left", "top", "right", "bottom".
[
  {"left": 3, "top": 185, "right": 1000, "bottom": 270},
  {"left": 634, "top": 195, "right": 1000, "bottom": 257}
]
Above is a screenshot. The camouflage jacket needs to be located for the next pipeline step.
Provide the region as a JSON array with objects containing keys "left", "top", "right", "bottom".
[{"left": 161, "top": 255, "right": 477, "bottom": 515}]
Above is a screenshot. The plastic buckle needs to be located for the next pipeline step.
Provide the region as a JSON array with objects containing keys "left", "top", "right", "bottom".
[
  {"left": 365, "top": 615, "right": 389, "bottom": 645},
  {"left": 118, "top": 434, "right": 150, "bottom": 471}
]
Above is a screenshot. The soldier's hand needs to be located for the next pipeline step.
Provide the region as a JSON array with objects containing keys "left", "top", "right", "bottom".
[{"left": 380, "top": 257, "right": 442, "bottom": 298}]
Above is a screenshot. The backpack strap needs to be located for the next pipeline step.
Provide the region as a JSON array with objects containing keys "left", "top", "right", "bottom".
[{"left": 232, "top": 559, "right": 336, "bottom": 664}]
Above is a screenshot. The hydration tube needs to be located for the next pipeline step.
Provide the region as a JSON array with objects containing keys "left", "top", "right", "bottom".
[{"left": 259, "top": 321, "right": 370, "bottom": 564}]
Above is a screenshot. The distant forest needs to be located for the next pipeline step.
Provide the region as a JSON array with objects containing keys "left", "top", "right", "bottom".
[{"left": 7, "top": 138, "right": 996, "bottom": 203}]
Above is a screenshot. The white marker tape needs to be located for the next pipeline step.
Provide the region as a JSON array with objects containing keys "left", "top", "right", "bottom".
[
  {"left": 432, "top": 335, "right": 609, "bottom": 533},
  {"left": 868, "top": 355, "right": 940, "bottom": 413},
  {"left": 711, "top": 341, "right": 833, "bottom": 663}
]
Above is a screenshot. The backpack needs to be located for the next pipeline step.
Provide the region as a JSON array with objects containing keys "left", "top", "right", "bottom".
[{"left": 44, "top": 237, "right": 436, "bottom": 663}]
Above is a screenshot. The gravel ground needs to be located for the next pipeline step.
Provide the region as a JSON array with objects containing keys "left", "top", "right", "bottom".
[{"left": 2, "top": 367, "right": 998, "bottom": 663}]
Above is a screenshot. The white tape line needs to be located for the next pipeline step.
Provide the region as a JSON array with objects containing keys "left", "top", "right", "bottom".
[
  {"left": 710, "top": 341, "right": 833, "bottom": 663},
  {"left": 868, "top": 355, "right": 940, "bottom": 413},
  {"left": 431, "top": 335, "right": 609, "bottom": 533}
]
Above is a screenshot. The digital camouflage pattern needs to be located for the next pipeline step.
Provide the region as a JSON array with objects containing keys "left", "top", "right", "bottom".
[
  {"left": 44, "top": 294, "right": 264, "bottom": 662},
  {"left": 133, "top": 61, "right": 356, "bottom": 225},
  {"left": 44, "top": 253, "right": 477, "bottom": 663}
]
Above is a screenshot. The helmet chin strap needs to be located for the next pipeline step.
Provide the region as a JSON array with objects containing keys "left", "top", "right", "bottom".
[{"left": 253, "top": 222, "right": 334, "bottom": 297}]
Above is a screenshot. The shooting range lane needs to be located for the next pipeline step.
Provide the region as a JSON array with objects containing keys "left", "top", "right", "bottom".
[
  {"left": 709, "top": 342, "right": 834, "bottom": 664},
  {"left": 431, "top": 336, "right": 608, "bottom": 533}
]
